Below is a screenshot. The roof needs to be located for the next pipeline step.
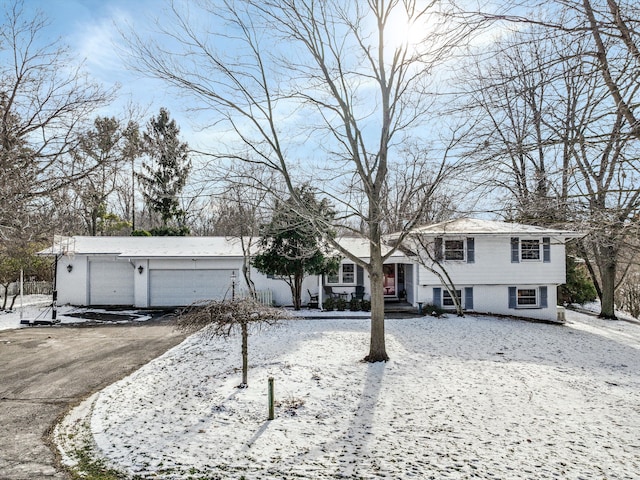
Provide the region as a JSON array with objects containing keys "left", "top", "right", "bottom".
[
  {"left": 42, "top": 236, "right": 248, "bottom": 258},
  {"left": 398, "top": 218, "right": 582, "bottom": 238},
  {"left": 40, "top": 235, "right": 407, "bottom": 260}
]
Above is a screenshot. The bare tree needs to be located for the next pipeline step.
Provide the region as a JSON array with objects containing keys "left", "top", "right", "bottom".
[
  {"left": 126, "top": 0, "right": 481, "bottom": 361},
  {"left": 177, "top": 298, "right": 289, "bottom": 388},
  {"left": 484, "top": 0, "right": 640, "bottom": 138},
  {"left": 0, "top": 0, "right": 111, "bottom": 242},
  {"left": 457, "top": 10, "right": 640, "bottom": 319},
  {"left": 69, "top": 117, "right": 135, "bottom": 235}
]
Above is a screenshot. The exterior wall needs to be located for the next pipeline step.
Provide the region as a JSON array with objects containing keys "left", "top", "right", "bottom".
[
  {"left": 417, "top": 283, "right": 559, "bottom": 322},
  {"left": 56, "top": 255, "right": 89, "bottom": 305},
  {"left": 54, "top": 233, "right": 567, "bottom": 320},
  {"left": 412, "top": 235, "right": 567, "bottom": 322},
  {"left": 249, "top": 268, "right": 321, "bottom": 307},
  {"left": 417, "top": 236, "right": 566, "bottom": 286}
]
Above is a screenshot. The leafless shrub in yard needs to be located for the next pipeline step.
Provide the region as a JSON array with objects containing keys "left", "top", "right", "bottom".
[{"left": 177, "top": 298, "right": 291, "bottom": 388}]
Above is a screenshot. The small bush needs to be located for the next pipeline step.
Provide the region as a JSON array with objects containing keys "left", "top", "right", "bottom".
[
  {"left": 361, "top": 299, "right": 371, "bottom": 311},
  {"left": 349, "top": 298, "right": 361, "bottom": 311},
  {"left": 422, "top": 303, "right": 446, "bottom": 317},
  {"left": 323, "top": 297, "right": 335, "bottom": 310},
  {"left": 336, "top": 297, "right": 347, "bottom": 311}
]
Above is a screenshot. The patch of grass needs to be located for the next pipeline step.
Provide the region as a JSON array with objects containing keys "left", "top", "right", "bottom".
[{"left": 67, "top": 445, "right": 126, "bottom": 480}]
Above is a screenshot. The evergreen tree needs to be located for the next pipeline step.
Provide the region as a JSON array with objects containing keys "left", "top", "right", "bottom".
[
  {"left": 138, "top": 108, "right": 191, "bottom": 233},
  {"left": 253, "top": 187, "right": 339, "bottom": 310}
]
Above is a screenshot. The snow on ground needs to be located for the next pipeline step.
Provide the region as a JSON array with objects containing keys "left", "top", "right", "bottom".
[
  {"left": 0, "top": 295, "right": 152, "bottom": 330},
  {"left": 63, "top": 310, "right": 640, "bottom": 479}
]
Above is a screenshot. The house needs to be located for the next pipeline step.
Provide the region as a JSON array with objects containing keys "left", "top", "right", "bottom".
[
  {"left": 42, "top": 218, "right": 579, "bottom": 322},
  {"left": 395, "top": 218, "right": 581, "bottom": 322},
  {"left": 43, "top": 236, "right": 318, "bottom": 308}
]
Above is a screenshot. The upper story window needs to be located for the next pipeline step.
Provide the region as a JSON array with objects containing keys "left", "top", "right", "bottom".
[
  {"left": 444, "top": 240, "right": 465, "bottom": 261},
  {"left": 520, "top": 240, "right": 540, "bottom": 260},
  {"left": 511, "top": 237, "right": 551, "bottom": 263},
  {"left": 327, "top": 262, "right": 356, "bottom": 285},
  {"left": 435, "top": 237, "right": 475, "bottom": 263}
]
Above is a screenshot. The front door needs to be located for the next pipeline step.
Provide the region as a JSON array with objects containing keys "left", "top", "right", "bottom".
[{"left": 383, "top": 264, "right": 396, "bottom": 297}]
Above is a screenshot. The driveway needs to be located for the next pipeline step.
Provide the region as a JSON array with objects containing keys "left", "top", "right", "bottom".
[{"left": 0, "top": 316, "right": 187, "bottom": 479}]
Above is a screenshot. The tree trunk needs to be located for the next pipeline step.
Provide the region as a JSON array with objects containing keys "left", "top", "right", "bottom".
[
  {"left": 598, "top": 249, "right": 617, "bottom": 319},
  {"left": 1, "top": 284, "right": 9, "bottom": 310},
  {"left": 240, "top": 322, "right": 249, "bottom": 387},
  {"left": 293, "top": 273, "right": 303, "bottom": 311},
  {"left": 365, "top": 240, "right": 388, "bottom": 362},
  {"left": 9, "top": 293, "right": 18, "bottom": 311}
]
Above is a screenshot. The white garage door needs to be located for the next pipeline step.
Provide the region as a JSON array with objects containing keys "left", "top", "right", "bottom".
[
  {"left": 89, "top": 260, "right": 135, "bottom": 306},
  {"left": 149, "top": 269, "right": 236, "bottom": 307}
]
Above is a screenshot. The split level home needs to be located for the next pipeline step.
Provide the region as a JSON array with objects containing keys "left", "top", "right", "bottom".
[{"left": 41, "top": 218, "right": 580, "bottom": 322}]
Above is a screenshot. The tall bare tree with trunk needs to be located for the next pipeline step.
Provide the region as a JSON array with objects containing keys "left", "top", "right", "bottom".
[
  {"left": 0, "top": 0, "right": 111, "bottom": 244},
  {"left": 126, "top": 0, "right": 479, "bottom": 361},
  {"left": 458, "top": 7, "right": 640, "bottom": 319}
]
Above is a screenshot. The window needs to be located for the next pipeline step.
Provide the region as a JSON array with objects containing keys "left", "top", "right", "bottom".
[
  {"left": 512, "top": 237, "right": 550, "bottom": 263},
  {"left": 436, "top": 237, "right": 474, "bottom": 263},
  {"left": 444, "top": 240, "right": 465, "bottom": 261},
  {"left": 327, "top": 263, "right": 356, "bottom": 285},
  {"left": 520, "top": 240, "right": 540, "bottom": 260},
  {"left": 443, "top": 289, "right": 462, "bottom": 307},
  {"left": 509, "top": 286, "right": 548, "bottom": 309},
  {"left": 342, "top": 263, "right": 355, "bottom": 283},
  {"left": 517, "top": 288, "right": 537, "bottom": 306}
]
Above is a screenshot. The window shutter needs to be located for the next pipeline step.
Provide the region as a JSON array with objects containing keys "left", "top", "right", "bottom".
[
  {"left": 543, "top": 237, "right": 551, "bottom": 263},
  {"left": 466, "top": 238, "right": 475, "bottom": 263},
  {"left": 433, "top": 287, "right": 441, "bottom": 307},
  {"left": 511, "top": 237, "right": 520, "bottom": 263},
  {"left": 540, "top": 286, "right": 548, "bottom": 308},
  {"left": 464, "top": 287, "right": 473, "bottom": 310},
  {"left": 434, "top": 237, "right": 443, "bottom": 261},
  {"left": 357, "top": 266, "right": 364, "bottom": 285},
  {"left": 508, "top": 286, "right": 517, "bottom": 308}
]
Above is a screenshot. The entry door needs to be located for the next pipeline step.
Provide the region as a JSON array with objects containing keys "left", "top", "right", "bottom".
[{"left": 383, "top": 264, "right": 396, "bottom": 296}]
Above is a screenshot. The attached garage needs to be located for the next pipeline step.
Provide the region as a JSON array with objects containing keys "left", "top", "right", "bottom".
[
  {"left": 149, "top": 269, "right": 237, "bottom": 307},
  {"left": 89, "top": 259, "right": 135, "bottom": 306}
]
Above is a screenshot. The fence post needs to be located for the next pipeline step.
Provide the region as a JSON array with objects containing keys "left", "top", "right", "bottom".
[{"left": 268, "top": 377, "right": 275, "bottom": 420}]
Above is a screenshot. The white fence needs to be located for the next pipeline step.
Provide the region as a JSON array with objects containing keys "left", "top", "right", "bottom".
[
  {"left": 2, "top": 281, "right": 53, "bottom": 297},
  {"left": 238, "top": 289, "right": 273, "bottom": 306}
]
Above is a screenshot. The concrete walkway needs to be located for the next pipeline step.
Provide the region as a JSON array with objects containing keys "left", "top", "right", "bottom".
[{"left": 0, "top": 317, "right": 186, "bottom": 479}]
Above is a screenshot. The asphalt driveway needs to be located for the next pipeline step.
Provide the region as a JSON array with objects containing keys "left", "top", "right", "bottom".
[{"left": 0, "top": 315, "right": 187, "bottom": 479}]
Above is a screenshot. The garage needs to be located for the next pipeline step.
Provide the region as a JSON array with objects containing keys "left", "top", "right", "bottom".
[
  {"left": 149, "top": 269, "right": 237, "bottom": 307},
  {"left": 89, "top": 259, "right": 135, "bottom": 306}
]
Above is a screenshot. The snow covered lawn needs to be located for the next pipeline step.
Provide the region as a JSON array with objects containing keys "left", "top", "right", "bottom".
[{"left": 64, "top": 310, "right": 639, "bottom": 479}]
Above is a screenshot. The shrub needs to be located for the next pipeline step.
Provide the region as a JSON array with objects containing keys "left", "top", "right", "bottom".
[
  {"left": 561, "top": 256, "right": 597, "bottom": 305},
  {"left": 349, "top": 298, "right": 361, "bottom": 311},
  {"left": 361, "top": 299, "right": 371, "bottom": 312},
  {"left": 323, "top": 297, "right": 335, "bottom": 310},
  {"left": 422, "top": 303, "right": 446, "bottom": 317},
  {"left": 336, "top": 297, "right": 347, "bottom": 311}
]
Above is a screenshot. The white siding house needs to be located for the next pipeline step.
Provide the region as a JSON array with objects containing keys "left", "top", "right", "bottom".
[
  {"left": 46, "top": 236, "right": 319, "bottom": 309},
  {"left": 399, "top": 218, "right": 581, "bottom": 322},
  {"left": 42, "top": 218, "right": 579, "bottom": 322}
]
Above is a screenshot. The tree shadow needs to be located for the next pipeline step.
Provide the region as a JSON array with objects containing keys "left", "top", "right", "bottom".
[{"left": 316, "top": 360, "right": 387, "bottom": 476}]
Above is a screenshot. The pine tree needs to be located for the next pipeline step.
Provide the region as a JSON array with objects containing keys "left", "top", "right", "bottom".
[
  {"left": 253, "top": 187, "right": 339, "bottom": 310},
  {"left": 138, "top": 108, "right": 191, "bottom": 233}
]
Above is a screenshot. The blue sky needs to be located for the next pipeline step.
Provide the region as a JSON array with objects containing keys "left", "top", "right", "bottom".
[{"left": 23, "top": 0, "right": 200, "bottom": 143}]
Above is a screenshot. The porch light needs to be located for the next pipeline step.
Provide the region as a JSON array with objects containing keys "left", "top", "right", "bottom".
[
  {"left": 138, "top": 265, "right": 144, "bottom": 274},
  {"left": 66, "top": 264, "right": 73, "bottom": 273}
]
